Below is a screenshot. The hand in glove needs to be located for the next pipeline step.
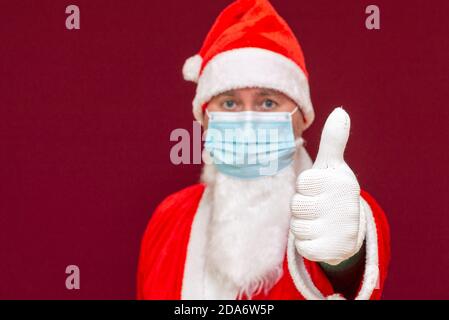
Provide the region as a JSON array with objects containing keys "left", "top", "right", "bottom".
[{"left": 290, "top": 108, "right": 366, "bottom": 266}]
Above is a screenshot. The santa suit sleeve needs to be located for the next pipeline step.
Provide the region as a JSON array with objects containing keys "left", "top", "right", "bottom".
[{"left": 287, "top": 190, "right": 391, "bottom": 300}]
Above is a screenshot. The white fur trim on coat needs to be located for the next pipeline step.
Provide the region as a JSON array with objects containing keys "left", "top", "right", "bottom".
[{"left": 188, "top": 47, "right": 315, "bottom": 129}]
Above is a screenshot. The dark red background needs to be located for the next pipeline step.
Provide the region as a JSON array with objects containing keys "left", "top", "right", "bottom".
[{"left": 0, "top": 0, "right": 448, "bottom": 299}]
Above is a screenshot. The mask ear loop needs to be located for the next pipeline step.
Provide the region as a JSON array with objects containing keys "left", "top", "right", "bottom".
[
  {"left": 291, "top": 107, "right": 308, "bottom": 126},
  {"left": 290, "top": 107, "right": 299, "bottom": 117},
  {"left": 290, "top": 107, "right": 305, "bottom": 147},
  {"left": 205, "top": 109, "right": 212, "bottom": 120}
]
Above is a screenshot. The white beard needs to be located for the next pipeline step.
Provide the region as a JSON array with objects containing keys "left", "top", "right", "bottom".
[{"left": 201, "top": 142, "right": 308, "bottom": 299}]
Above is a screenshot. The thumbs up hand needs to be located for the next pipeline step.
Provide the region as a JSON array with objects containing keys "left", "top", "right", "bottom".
[{"left": 290, "top": 108, "right": 366, "bottom": 266}]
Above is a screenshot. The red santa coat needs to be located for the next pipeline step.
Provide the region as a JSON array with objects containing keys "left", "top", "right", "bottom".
[{"left": 137, "top": 183, "right": 390, "bottom": 300}]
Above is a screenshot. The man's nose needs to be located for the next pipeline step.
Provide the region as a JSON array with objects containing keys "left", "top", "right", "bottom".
[{"left": 242, "top": 103, "right": 256, "bottom": 112}]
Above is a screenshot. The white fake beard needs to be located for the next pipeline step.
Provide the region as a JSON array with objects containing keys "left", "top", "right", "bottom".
[{"left": 201, "top": 154, "right": 299, "bottom": 299}]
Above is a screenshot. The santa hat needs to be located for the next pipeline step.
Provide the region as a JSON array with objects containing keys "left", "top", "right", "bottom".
[{"left": 183, "top": 0, "right": 315, "bottom": 128}]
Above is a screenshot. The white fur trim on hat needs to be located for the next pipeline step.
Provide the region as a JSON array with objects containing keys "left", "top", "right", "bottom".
[
  {"left": 183, "top": 54, "right": 203, "bottom": 82},
  {"left": 190, "top": 47, "right": 315, "bottom": 129}
]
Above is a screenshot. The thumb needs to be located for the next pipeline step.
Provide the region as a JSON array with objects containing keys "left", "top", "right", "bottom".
[{"left": 313, "top": 107, "right": 351, "bottom": 169}]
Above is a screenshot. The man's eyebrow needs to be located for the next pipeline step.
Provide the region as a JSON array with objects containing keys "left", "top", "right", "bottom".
[
  {"left": 218, "top": 90, "right": 236, "bottom": 97},
  {"left": 256, "top": 89, "right": 282, "bottom": 97}
]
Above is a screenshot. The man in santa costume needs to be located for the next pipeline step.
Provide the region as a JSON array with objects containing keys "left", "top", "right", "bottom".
[{"left": 137, "top": 0, "right": 390, "bottom": 300}]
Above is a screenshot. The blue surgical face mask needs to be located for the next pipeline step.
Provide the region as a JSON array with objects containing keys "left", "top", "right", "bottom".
[{"left": 204, "top": 108, "right": 298, "bottom": 179}]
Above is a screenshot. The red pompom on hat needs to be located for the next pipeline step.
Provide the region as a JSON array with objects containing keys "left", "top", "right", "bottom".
[{"left": 183, "top": 0, "right": 315, "bottom": 129}]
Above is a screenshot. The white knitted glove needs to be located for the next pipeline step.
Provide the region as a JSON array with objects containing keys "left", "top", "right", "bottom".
[{"left": 290, "top": 108, "right": 366, "bottom": 266}]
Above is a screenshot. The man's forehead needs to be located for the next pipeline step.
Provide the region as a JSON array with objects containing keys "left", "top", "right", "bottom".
[{"left": 218, "top": 88, "right": 284, "bottom": 97}]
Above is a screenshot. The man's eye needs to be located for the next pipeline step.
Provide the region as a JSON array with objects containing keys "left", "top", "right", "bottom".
[
  {"left": 262, "top": 99, "right": 277, "bottom": 109},
  {"left": 223, "top": 100, "right": 237, "bottom": 109}
]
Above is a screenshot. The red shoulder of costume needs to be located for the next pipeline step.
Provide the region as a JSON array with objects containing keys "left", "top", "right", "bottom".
[
  {"left": 360, "top": 189, "right": 391, "bottom": 300},
  {"left": 136, "top": 183, "right": 206, "bottom": 300}
]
